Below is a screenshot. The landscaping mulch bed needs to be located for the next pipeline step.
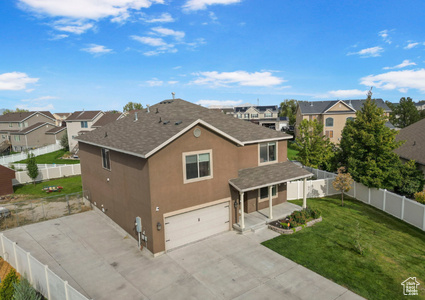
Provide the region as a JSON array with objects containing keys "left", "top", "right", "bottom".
[
  {"left": 0, "top": 258, "right": 20, "bottom": 282},
  {"left": 268, "top": 216, "right": 322, "bottom": 234}
]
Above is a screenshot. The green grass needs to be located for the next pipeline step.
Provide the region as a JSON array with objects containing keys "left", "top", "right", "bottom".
[
  {"left": 15, "top": 149, "right": 80, "bottom": 164},
  {"left": 287, "top": 141, "right": 299, "bottom": 160},
  {"left": 13, "top": 176, "right": 82, "bottom": 197},
  {"left": 263, "top": 196, "right": 425, "bottom": 300}
]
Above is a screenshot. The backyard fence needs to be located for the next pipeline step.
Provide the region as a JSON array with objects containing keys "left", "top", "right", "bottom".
[
  {"left": 0, "top": 233, "right": 90, "bottom": 300},
  {"left": 9, "top": 163, "right": 77, "bottom": 170},
  {"left": 13, "top": 164, "right": 81, "bottom": 185},
  {"left": 291, "top": 166, "right": 425, "bottom": 232},
  {"left": 0, "top": 191, "right": 91, "bottom": 231},
  {"left": 0, "top": 143, "right": 62, "bottom": 165}
]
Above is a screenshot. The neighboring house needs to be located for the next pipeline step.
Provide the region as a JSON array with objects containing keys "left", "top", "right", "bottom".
[
  {"left": 230, "top": 104, "right": 287, "bottom": 130},
  {"left": 0, "top": 165, "right": 15, "bottom": 196},
  {"left": 296, "top": 99, "right": 391, "bottom": 143},
  {"left": 91, "top": 111, "right": 123, "bottom": 129},
  {"left": 53, "top": 113, "right": 72, "bottom": 127},
  {"left": 66, "top": 110, "right": 104, "bottom": 152},
  {"left": 394, "top": 118, "right": 425, "bottom": 177},
  {"left": 0, "top": 111, "right": 64, "bottom": 151},
  {"left": 415, "top": 102, "right": 425, "bottom": 111},
  {"left": 77, "top": 99, "right": 312, "bottom": 256}
]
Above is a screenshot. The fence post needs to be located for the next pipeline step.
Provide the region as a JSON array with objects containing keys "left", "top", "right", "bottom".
[
  {"left": 45, "top": 265, "right": 51, "bottom": 300},
  {"left": 13, "top": 242, "right": 19, "bottom": 273},
  {"left": 383, "top": 189, "right": 387, "bottom": 211},
  {"left": 72, "top": 164, "right": 75, "bottom": 175},
  {"left": 326, "top": 178, "right": 329, "bottom": 195},
  {"left": 401, "top": 196, "right": 405, "bottom": 220},
  {"left": 59, "top": 166, "right": 62, "bottom": 177},
  {"left": 423, "top": 206, "right": 425, "bottom": 231},
  {"left": 368, "top": 188, "right": 371, "bottom": 204},
  {"left": 27, "top": 252, "right": 33, "bottom": 284},
  {"left": 46, "top": 167, "right": 50, "bottom": 180},
  {"left": 64, "top": 281, "right": 70, "bottom": 300}
]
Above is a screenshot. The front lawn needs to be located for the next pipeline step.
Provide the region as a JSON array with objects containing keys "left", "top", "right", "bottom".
[
  {"left": 15, "top": 149, "right": 80, "bottom": 164},
  {"left": 287, "top": 142, "right": 299, "bottom": 161},
  {"left": 13, "top": 176, "right": 82, "bottom": 197},
  {"left": 263, "top": 196, "right": 425, "bottom": 300}
]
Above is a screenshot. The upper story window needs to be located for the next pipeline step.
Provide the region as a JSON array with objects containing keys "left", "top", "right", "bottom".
[
  {"left": 264, "top": 113, "right": 273, "bottom": 118},
  {"left": 14, "top": 135, "right": 20, "bottom": 142},
  {"left": 8, "top": 123, "right": 12, "bottom": 128},
  {"left": 259, "top": 142, "right": 276, "bottom": 163},
  {"left": 325, "top": 117, "right": 334, "bottom": 127},
  {"left": 259, "top": 185, "right": 277, "bottom": 200},
  {"left": 244, "top": 113, "right": 250, "bottom": 118},
  {"left": 81, "top": 121, "right": 88, "bottom": 128},
  {"left": 346, "top": 117, "right": 354, "bottom": 122},
  {"left": 183, "top": 150, "right": 212, "bottom": 183},
  {"left": 101, "top": 148, "right": 111, "bottom": 170},
  {"left": 251, "top": 114, "right": 258, "bottom": 118}
]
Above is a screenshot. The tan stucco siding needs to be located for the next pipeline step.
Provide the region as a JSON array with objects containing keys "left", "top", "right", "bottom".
[
  {"left": 323, "top": 113, "right": 355, "bottom": 143},
  {"left": 327, "top": 102, "right": 354, "bottom": 112}
]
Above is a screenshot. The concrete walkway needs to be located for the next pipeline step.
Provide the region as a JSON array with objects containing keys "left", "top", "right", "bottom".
[{"left": 3, "top": 211, "right": 364, "bottom": 300}]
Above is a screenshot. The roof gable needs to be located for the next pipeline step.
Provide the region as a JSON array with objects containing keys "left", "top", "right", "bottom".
[
  {"left": 0, "top": 111, "right": 55, "bottom": 123},
  {"left": 323, "top": 100, "right": 356, "bottom": 113},
  {"left": 67, "top": 110, "right": 103, "bottom": 121}
]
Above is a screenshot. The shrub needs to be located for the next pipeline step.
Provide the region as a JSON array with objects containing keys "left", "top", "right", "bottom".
[
  {"left": 292, "top": 211, "right": 306, "bottom": 224},
  {"left": 0, "top": 268, "right": 20, "bottom": 300},
  {"left": 311, "top": 209, "right": 321, "bottom": 219},
  {"left": 414, "top": 191, "right": 425, "bottom": 204},
  {"left": 289, "top": 220, "right": 298, "bottom": 228},
  {"left": 280, "top": 222, "right": 290, "bottom": 229},
  {"left": 13, "top": 277, "right": 42, "bottom": 300}
]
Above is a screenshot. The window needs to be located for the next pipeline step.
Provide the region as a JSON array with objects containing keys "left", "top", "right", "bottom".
[
  {"left": 102, "top": 148, "right": 111, "bottom": 170},
  {"left": 8, "top": 123, "right": 12, "bottom": 128},
  {"left": 14, "top": 135, "right": 20, "bottom": 142},
  {"left": 325, "top": 130, "right": 333, "bottom": 138},
  {"left": 244, "top": 113, "right": 250, "bottom": 118},
  {"left": 346, "top": 117, "right": 354, "bottom": 122},
  {"left": 24, "top": 122, "right": 28, "bottom": 127},
  {"left": 325, "top": 117, "right": 334, "bottom": 127},
  {"left": 259, "top": 185, "right": 277, "bottom": 200},
  {"left": 81, "top": 121, "right": 88, "bottom": 128},
  {"left": 309, "top": 115, "right": 317, "bottom": 121},
  {"left": 259, "top": 142, "right": 276, "bottom": 163},
  {"left": 238, "top": 114, "right": 242, "bottom": 119},
  {"left": 184, "top": 150, "right": 212, "bottom": 183},
  {"left": 264, "top": 113, "right": 273, "bottom": 118},
  {"left": 251, "top": 114, "right": 258, "bottom": 118}
]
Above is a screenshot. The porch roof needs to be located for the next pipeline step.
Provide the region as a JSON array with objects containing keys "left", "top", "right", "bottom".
[{"left": 229, "top": 161, "right": 313, "bottom": 192}]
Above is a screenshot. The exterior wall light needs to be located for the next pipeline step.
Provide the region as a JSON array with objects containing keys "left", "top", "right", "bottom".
[{"left": 157, "top": 222, "right": 162, "bottom": 231}]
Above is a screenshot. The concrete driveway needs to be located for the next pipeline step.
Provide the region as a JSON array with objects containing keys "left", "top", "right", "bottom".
[{"left": 3, "top": 211, "right": 364, "bottom": 300}]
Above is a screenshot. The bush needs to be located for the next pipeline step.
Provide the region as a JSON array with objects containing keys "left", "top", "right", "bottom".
[
  {"left": 0, "top": 269, "right": 20, "bottom": 300},
  {"left": 310, "top": 208, "right": 321, "bottom": 219},
  {"left": 292, "top": 211, "right": 306, "bottom": 224},
  {"left": 289, "top": 220, "right": 298, "bottom": 228},
  {"left": 13, "top": 277, "right": 42, "bottom": 300},
  {"left": 280, "top": 222, "right": 290, "bottom": 229},
  {"left": 414, "top": 191, "right": 425, "bottom": 204}
]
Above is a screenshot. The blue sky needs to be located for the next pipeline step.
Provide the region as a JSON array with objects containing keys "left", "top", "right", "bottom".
[{"left": 2, "top": 0, "right": 425, "bottom": 112}]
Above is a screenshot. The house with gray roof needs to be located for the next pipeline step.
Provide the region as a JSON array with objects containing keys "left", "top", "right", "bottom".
[
  {"left": 296, "top": 99, "right": 391, "bottom": 143},
  {"left": 76, "top": 98, "right": 312, "bottom": 256},
  {"left": 66, "top": 110, "right": 104, "bottom": 152},
  {"left": 0, "top": 111, "right": 64, "bottom": 151},
  {"left": 229, "top": 104, "right": 288, "bottom": 130}
]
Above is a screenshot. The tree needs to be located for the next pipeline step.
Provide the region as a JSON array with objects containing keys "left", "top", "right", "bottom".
[
  {"left": 0, "top": 269, "right": 20, "bottom": 300},
  {"left": 60, "top": 132, "right": 69, "bottom": 151},
  {"left": 2, "top": 108, "right": 29, "bottom": 115},
  {"left": 394, "top": 160, "right": 425, "bottom": 198},
  {"left": 389, "top": 97, "right": 420, "bottom": 128},
  {"left": 294, "top": 119, "right": 334, "bottom": 169},
  {"left": 279, "top": 99, "right": 297, "bottom": 126},
  {"left": 26, "top": 153, "right": 39, "bottom": 185},
  {"left": 340, "top": 91, "right": 403, "bottom": 189},
  {"left": 123, "top": 102, "right": 143, "bottom": 112},
  {"left": 332, "top": 167, "right": 353, "bottom": 206}
]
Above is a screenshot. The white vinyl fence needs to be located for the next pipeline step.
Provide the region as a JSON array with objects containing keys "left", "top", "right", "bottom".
[
  {"left": 9, "top": 163, "right": 76, "bottom": 170},
  {"left": 0, "top": 143, "right": 62, "bottom": 165},
  {"left": 0, "top": 234, "right": 90, "bottom": 300},
  {"left": 13, "top": 164, "right": 81, "bottom": 185},
  {"left": 290, "top": 166, "right": 425, "bottom": 232}
]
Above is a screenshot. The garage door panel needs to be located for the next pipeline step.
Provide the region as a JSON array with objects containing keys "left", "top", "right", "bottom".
[{"left": 165, "top": 202, "right": 230, "bottom": 251}]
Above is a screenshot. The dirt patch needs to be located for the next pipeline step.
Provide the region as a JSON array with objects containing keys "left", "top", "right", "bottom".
[{"left": 0, "top": 258, "right": 20, "bottom": 282}]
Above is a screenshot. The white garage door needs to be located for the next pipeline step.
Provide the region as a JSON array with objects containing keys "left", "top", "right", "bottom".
[{"left": 165, "top": 201, "right": 230, "bottom": 251}]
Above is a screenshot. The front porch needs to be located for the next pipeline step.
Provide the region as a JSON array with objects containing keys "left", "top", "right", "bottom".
[{"left": 233, "top": 201, "right": 302, "bottom": 232}]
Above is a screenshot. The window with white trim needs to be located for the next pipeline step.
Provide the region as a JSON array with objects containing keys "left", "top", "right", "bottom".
[
  {"left": 251, "top": 113, "right": 258, "bottom": 118},
  {"left": 325, "top": 117, "right": 334, "bottom": 127},
  {"left": 14, "top": 135, "right": 20, "bottom": 142},
  {"left": 101, "top": 148, "right": 111, "bottom": 170},
  {"left": 244, "top": 113, "right": 250, "bottom": 118},
  {"left": 259, "top": 142, "right": 276, "bottom": 163},
  {"left": 185, "top": 152, "right": 211, "bottom": 181},
  {"left": 81, "top": 121, "right": 88, "bottom": 128},
  {"left": 346, "top": 117, "right": 354, "bottom": 122},
  {"left": 259, "top": 185, "right": 277, "bottom": 199}
]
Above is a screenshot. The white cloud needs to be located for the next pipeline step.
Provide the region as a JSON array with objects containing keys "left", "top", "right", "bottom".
[
  {"left": 151, "top": 27, "right": 185, "bottom": 40},
  {"left": 191, "top": 71, "right": 285, "bottom": 87},
  {"left": 378, "top": 30, "right": 392, "bottom": 44},
  {"left": 168, "top": 81, "right": 178, "bottom": 84},
  {"left": 326, "top": 89, "right": 368, "bottom": 98},
  {"left": 21, "top": 96, "right": 58, "bottom": 102},
  {"left": 173, "top": 66, "right": 182, "bottom": 70},
  {"left": 195, "top": 99, "right": 243, "bottom": 107},
  {"left": 144, "top": 12, "right": 174, "bottom": 23},
  {"left": 183, "top": 0, "right": 241, "bottom": 11},
  {"left": 146, "top": 78, "right": 163, "bottom": 86},
  {"left": 0, "top": 72, "right": 39, "bottom": 91},
  {"left": 361, "top": 69, "right": 425, "bottom": 92},
  {"left": 49, "top": 33, "right": 69, "bottom": 40},
  {"left": 52, "top": 20, "right": 94, "bottom": 34},
  {"left": 383, "top": 59, "right": 416, "bottom": 70},
  {"left": 131, "top": 35, "right": 172, "bottom": 47},
  {"left": 347, "top": 46, "right": 383, "bottom": 57},
  {"left": 404, "top": 42, "right": 419, "bottom": 49},
  {"left": 16, "top": 103, "right": 55, "bottom": 111},
  {"left": 81, "top": 44, "right": 113, "bottom": 55}
]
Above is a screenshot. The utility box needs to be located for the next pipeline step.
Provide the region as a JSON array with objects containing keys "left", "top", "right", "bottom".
[{"left": 135, "top": 216, "right": 142, "bottom": 233}]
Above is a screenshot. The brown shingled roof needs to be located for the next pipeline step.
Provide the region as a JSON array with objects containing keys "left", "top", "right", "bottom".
[
  {"left": 45, "top": 126, "right": 66, "bottom": 134},
  {"left": 67, "top": 111, "right": 103, "bottom": 121},
  {"left": 394, "top": 118, "right": 425, "bottom": 166},
  {"left": 77, "top": 99, "right": 292, "bottom": 158},
  {"left": 92, "top": 112, "right": 122, "bottom": 128},
  {"left": 12, "top": 122, "right": 55, "bottom": 135},
  {"left": 0, "top": 111, "right": 54, "bottom": 122}
]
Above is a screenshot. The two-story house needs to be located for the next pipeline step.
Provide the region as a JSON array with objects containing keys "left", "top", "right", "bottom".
[
  {"left": 0, "top": 111, "right": 65, "bottom": 151},
  {"left": 229, "top": 105, "right": 288, "bottom": 130},
  {"left": 295, "top": 99, "right": 391, "bottom": 143},
  {"left": 66, "top": 110, "right": 104, "bottom": 152},
  {"left": 77, "top": 99, "right": 312, "bottom": 256}
]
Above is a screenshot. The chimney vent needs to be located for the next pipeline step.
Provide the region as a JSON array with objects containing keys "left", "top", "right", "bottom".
[
  {"left": 147, "top": 105, "right": 150, "bottom": 113},
  {"left": 134, "top": 112, "right": 138, "bottom": 121},
  {"left": 171, "top": 92, "right": 175, "bottom": 99},
  {"left": 158, "top": 117, "right": 162, "bottom": 123},
  {"left": 156, "top": 108, "right": 159, "bottom": 114}
]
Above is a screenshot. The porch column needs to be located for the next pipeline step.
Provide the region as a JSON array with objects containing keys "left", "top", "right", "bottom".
[
  {"left": 240, "top": 192, "right": 245, "bottom": 230},
  {"left": 303, "top": 177, "right": 307, "bottom": 209},
  {"left": 269, "top": 185, "right": 273, "bottom": 219}
]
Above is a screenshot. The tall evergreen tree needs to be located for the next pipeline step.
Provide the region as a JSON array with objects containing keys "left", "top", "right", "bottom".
[
  {"left": 389, "top": 97, "right": 420, "bottom": 128},
  {"left": 26, "top": 153, "right": 39, "bottom": 185},
  {"left": 340, "top": 91, "right": 403, "bottom": 189}
]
